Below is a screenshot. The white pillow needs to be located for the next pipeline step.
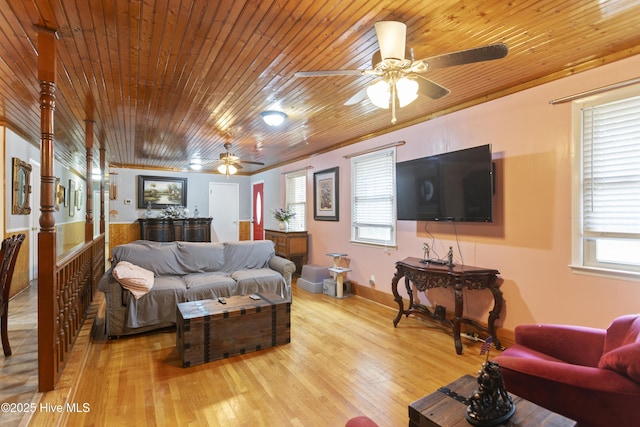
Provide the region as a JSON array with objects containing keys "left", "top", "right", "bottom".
[{"left": 112, "top": 261, "right": 155, "bottom": 299}]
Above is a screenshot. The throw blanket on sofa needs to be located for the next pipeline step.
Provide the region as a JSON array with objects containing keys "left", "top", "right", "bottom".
[{"left": 102, "top": 240, "right": 293, "bottom": 332}]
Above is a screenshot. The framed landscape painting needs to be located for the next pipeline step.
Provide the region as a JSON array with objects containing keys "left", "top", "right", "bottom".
[
  {"left": 313, "top": 167, "right": 339, "bottom": 221},
  {"left": 137, "top": 175, "right": 187, "bottom": 209}
]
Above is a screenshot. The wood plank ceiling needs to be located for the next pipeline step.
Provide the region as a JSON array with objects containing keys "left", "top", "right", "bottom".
[{"left": 1, "top": 0, "right": 639, "bottom": 175}]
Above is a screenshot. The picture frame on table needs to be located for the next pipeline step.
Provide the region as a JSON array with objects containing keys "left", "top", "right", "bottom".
[
  {"left": 137, "top": 175, "right": 188, "bottom": 209},
  {"left": 313, "top": 167, "right": 339, "bottom": 221}
]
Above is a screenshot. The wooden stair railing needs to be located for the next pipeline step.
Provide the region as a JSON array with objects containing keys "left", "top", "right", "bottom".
[{"left": 38, "top": 234, "right": 105, "bottom": 391}]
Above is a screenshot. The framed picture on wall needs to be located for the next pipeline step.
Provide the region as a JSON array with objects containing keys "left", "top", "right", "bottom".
[
  {"left": 54, "top": 177, "right": 61, "bottom": 211},
  {"left": 137, "top": 175, "right": 188, "bottom": 209},
  {"left": 313, "top": 167, "right": 339, "bottom": 221}
]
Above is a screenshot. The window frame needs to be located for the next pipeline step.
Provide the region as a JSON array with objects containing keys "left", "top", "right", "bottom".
[
  {"left": 570, "top": 86, "right": 640, "bottom": 281},
  {"left": 350, "top": 147, "right": 397, "bottom": 247},
  {"left": 284, "top": 169, "right": 307, "bottom": 232}
]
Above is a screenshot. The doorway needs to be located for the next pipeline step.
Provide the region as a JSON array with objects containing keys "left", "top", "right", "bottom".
[
  {"left": 209, "top": 182, "right": 239, "bottom": 242},
  {"left": 28, "top": 159, "right": 41, "bottom": 281}
]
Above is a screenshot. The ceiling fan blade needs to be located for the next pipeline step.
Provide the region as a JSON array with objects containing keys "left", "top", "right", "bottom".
[
  {"left": 295, "top": 70, "right": 364, "bottom": 77},
  {"left": 419, "top": 43, "right": 508, "bottom": 71},
  {"left": 375, "top": 21, "right": 406, "bottom": 60},
  {"left": 239, "top": 160, "right": 265, "bottom": 166},
  {"left": 414, "top": 75, "right": 450, "bottom": 99},
  {"left": 344, "top": 87, "right": 369, "bottom": 106}
]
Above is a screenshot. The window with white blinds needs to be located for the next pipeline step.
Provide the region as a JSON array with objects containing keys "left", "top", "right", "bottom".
[
  {"left": 577, "top": 93, "right": 640, "bottom": 275},
  {"left": 351, "top": 147, "right": 396, "bottom": 246},
  {"left": 285, "top": 169, "right": 306, "bottom": 231}
]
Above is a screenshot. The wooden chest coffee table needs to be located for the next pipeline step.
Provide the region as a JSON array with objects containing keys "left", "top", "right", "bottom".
[
  {"left": 176, "top": 293, "right": 291, "bottom": 367},
  {"left": 409, "top": 374, "right": 576, "bottom": 427}
]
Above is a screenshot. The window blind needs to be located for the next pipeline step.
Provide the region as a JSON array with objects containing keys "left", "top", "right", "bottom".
[
  {"left": 582, "top": 95, "right": 640, "bottom": 235},
  {"left": 285, "top": 170, "right": 306, "bottom": 231},
  {"left": 351, "top": 148, "right": 396, "bottom": 245}
]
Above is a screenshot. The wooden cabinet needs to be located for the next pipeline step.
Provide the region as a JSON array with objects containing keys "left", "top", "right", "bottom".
[
  {"left": 264, "top": 229, "right": 308, "bottom": 274},
  {"left": 138, "top": 218, "right": 212, "bottom": 242}
]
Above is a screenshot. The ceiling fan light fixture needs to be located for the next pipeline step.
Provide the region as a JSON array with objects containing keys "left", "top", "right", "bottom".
[
  {"left": 374, "top": 21, "right": 406, "bottom": 60},
  {"left": 367, "top": 80, "right": 390, "bottom": 109},
  {"left": 396, "top": 77, "right": 419, "bottom": 107},
  {"left": 260, "top": 110, "right": 287, "bottom": 126},
  {"left": 217, "top": 163, "right": 237, "bottom": 175},
  {"left": 189, "top": 159, "right": 203, "bottom": 170}
]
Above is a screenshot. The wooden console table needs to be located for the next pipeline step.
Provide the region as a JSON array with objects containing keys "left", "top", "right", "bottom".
[
  {"left": 138, "top": 218, "right": 212, "bottom": 242},
  {"left": 391, "top": 257, "right": 503, "bottom": 355}
]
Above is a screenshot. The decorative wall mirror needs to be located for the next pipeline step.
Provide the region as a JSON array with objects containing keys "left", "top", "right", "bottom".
[
  {"left": 12, "top": 157, "right": 32, "bottom": 215},
  {"left": 69, "top": 180, "right": 76, "bottom": 217}
]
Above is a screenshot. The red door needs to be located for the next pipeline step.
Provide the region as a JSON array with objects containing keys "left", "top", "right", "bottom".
[{"left": 252, "top": 182, "right": 264, "bottom": 240}]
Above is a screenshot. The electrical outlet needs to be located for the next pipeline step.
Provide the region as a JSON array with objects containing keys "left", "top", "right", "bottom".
[
  {"left": 124, "top": 199, "right": 132, "bottom": 205},
  {"left": 369, "top": 275, "right": 375, "bottom": 286}
]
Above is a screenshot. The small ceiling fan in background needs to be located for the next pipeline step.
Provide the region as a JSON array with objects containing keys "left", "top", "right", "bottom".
[
  {"left": 189, "top": 141, "right": 264, "bottom": 176},
  {"left": 294, "top": 21, "right": 508, "bottom": 124}
]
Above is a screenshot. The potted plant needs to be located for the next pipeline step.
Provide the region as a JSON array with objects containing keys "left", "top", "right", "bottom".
[{"left": 272, "top": 207, "right": 296, "bottom": 230}]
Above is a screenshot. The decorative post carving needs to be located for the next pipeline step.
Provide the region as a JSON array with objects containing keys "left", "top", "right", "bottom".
[{"left": 36, "top": 25, "right": 58, "bottom": 392}]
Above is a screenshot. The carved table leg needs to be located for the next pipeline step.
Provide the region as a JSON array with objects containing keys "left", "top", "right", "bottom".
[
  {"left": 487, "top": 282, "right": 504, "bottom": 350},
  {"left": 391, "top": 267, "right": 405, "bottom": 327},
  {"left": 453, "top": 283, "right": 464, "bottom": 355}
]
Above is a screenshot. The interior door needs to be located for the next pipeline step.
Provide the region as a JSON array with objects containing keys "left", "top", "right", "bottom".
[
  {"left": 252, "top": 181, "right": 264, "bottom": 240},
  {"left": 29, "top": 159, "right": 41, "bottom": 280},
  {"left": 209, "top": 182, "right": 239, "bottom": 242}
]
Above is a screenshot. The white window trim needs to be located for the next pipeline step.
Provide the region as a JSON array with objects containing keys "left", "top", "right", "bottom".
[
  {"left": 284, "top": 169, "right": 307, "bottom": 232},
  {"left": 569, "top": 85, "right": 640, "bottom": 282},
  {"left": 350, "top": 147, "right": 397, "bottom": 247}
]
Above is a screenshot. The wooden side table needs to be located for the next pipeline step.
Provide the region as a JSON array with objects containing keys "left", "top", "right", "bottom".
[{"left": 409, "top": 375, "right": 576, "bottom": 427}]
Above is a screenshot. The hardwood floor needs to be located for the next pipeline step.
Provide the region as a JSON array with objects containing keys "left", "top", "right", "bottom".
[
  {"left": 4, "top": 281, "right": 492, "bottom": 427},
  {"left": 0, "top": 283, "right": 39, "bottom": 427}
]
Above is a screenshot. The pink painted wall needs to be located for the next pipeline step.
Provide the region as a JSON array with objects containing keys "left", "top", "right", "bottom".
[{"left": 269, "top": 53, "right": 640, "bottom": 332}]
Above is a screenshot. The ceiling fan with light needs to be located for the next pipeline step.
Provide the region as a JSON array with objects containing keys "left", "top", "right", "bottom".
[
  {"left": 294, "top": 21, "right": 508, "bottom": 124},
  {"left": 189, "top": 142, "right": 264, "bottom": 176}
]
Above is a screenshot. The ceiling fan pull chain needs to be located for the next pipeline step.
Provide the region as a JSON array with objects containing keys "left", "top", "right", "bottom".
[{"left": 391, "top": 82, "right": 398, "bottom": 124}]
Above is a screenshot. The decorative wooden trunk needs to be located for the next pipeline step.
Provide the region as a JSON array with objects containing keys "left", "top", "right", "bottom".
[{"left": 176, "top": 293, "right": 291, "bottom": 367}]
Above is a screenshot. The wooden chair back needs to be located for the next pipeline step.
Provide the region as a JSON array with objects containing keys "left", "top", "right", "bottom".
[{"left": 1, "top": 233, "right": 26, "bottom": 356}]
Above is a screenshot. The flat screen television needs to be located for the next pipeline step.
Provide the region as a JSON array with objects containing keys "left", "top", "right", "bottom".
[{"left": 396, "top": 144, "right": 493, "bottom": 222}]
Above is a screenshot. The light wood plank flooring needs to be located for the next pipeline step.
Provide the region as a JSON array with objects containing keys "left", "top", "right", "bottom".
[{"left": 4, "top": 281, "right": 493, "bottom": 427}]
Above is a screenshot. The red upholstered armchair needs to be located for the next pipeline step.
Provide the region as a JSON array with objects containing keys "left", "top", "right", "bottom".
[{"left": 493, "top": 314, "right": 640, "bottom": 427}]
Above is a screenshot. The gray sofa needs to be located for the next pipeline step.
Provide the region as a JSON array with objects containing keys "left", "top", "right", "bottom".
[{"left": 98, "top": 239, "right": 296, "bottom": 337}]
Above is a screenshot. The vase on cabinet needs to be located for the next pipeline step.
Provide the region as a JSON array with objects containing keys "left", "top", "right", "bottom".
[{"left": 278, "top": 221, "right": 287, "bottom": 231}]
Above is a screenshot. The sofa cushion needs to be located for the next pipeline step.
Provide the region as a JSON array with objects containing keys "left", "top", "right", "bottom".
[
  {"left": 184, "top": 271, "right": 233, "bottom": 289},
  {"left": 183, "top": 272, "right": 238, "bottom": 301},
  {"left": 112, "top": 241, "right": 185, "bottom": 275},
  {"left": 176, "top": 242, "right": 226, "bottom": 272},
  {"left": 231, "top": 268, "right": 286, "bottom": 297},
  {"left": 124, "top": 275, "right": 187, "bottom": 328},
  {"left": 112, "top": 261, "right": 155, "bottom": 299},
  {"left": 598, "top": 342, "right": 640, "bottom": 382},
  {"left": 221, "top": 241, "right": 275, "bottom": 272},
  {"left": 602, "top": 314, "right": 640, "bottom": 352}
]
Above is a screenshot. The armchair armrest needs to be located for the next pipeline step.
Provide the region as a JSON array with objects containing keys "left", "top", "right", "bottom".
[
  {"left": 97, "top": 268, "right": 126, "bottom": 306},
  {"left": 515, "top": 324, "right": 606, "bottom": 367},
  {"left": 496, "top": 355, "right": 640, "bottom": 394},
  {"left": 268, "top": 255, "right": 296, "bottom": 286}
]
